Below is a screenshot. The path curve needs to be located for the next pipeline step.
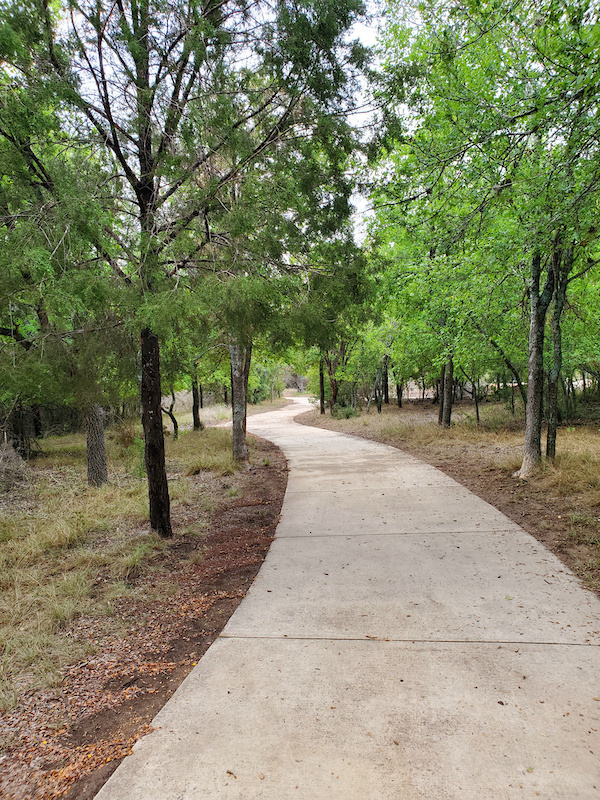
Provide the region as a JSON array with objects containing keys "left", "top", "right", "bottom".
[{"left": 95, "top": 397, "right": 600, "bottom": 799}]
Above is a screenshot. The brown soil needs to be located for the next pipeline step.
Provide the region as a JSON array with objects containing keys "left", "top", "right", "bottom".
[
  {"left": 0, "top": 436, "right": 287, "bottom": 800},
  {"left": 298, "top": 403, "right": 600, "bottom": 598}
]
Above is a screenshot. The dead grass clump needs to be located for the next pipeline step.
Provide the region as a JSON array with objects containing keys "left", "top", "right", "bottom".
[
  {"left": 537, "top": 430, "right": 600, "bottom": 504},
  {"left": 180, "top": 428, "right": 237, "bottom": 476}
]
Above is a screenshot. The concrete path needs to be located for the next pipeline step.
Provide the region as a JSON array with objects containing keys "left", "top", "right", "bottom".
[{"left": 95, "top": 398, "right": 600, "bottom": 799}]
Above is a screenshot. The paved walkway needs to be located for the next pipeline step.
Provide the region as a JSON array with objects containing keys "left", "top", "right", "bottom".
[{"left": 96, "top": 398, "right": 600, "bottom": 799}]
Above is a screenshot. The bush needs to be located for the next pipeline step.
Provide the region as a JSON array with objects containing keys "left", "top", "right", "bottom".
[{"left": 333, "top": 406, "right": 359, "bottom": 420}]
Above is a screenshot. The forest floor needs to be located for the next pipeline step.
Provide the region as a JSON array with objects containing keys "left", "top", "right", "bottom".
[
  {"left": 298, "top": 399, "right": 600, "bottom": 598},
  {"left": 0, "top": 409, "right": 288, "bottom": 800}
]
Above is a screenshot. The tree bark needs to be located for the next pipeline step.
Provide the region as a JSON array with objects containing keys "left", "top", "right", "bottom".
[
  {"left": 518, "top": 253, "right": 555, "bottom": 478},
  {"left": 437, "top": 364, "right": 446, "bottom": 425},
  {"left": 161, "top": 389, "right": 179, "bottom": 440},
  {"left": 442, "top": 355, "right": 454, "bottom": 428},
  {"left": 323, "top": 343, "right": 347, "bottom": 413},
  {"left": 85, "top": 404, "right": 108, "bottom": 487},
  {"left": 396, "top": 383, "right": 403, "bottom": 408},
  {"left": 319, "top": 357, "right": 326, "bottom": 415},
  {"left": 229, "top": 340, "right": 251, "bottom": 462},
  {"left": 546, "top": 247, "right": 572, "bottom": 461},
  {"left": 141, "top": 328, "right": 172, "bottom": 537},
  {"left": 191, "top": 365, "right": 204, "bottom": 431},
  {"left": 383, "top": 355, "right": 389, "bottom": 404}
]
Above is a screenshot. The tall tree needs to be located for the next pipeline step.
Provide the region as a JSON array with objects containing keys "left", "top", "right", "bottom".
[
  {"left": 1, "top": 0, "right": 367, "bottom": 534},
  {"left": 373, "top": 0, "right": 600, "bottom": 473}
]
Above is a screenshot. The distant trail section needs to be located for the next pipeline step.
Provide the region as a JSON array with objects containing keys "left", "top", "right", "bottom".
[{"left": 95, "top": 396, "right": 600, "bottom": 800}]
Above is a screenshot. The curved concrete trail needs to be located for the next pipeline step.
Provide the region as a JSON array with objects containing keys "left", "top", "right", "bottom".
[{"left": 96, "top": 398, "right": 600, "bottom": 799}]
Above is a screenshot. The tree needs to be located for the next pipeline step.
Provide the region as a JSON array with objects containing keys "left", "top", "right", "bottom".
[
  {"left": 1, "top": 0, "right": 368, "bottom": 533},
  {"left": 372, "top": 0, "right": 600, "bottom": 470}
]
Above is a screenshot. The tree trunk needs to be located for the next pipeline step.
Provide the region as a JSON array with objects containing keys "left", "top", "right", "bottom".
[
  {"left": 518, "top": 253, "right": 555, "bottom": 478},
  {"left": 329, "top": 379, "right": 339, "bottom": 411},
  {"left": 546, "top": 247, "right": 571, "bottom": 461},
  {"left": 319, "top": 358, "right": 326, "bottom": 415},
  {"left": 567, "top": 376, "right": 576, "bottom": 412},
  {"left": 383, "top": 355, "right": 389, "bottom": 404},
  {"left": 396, "top": 383, "right": 403, "bottom": 408},
  {"left": 191, "top": 366, "right": 204, "bottom": 431},
  {"left": 229, "top": 340, "right": 251, "bottom": 462},
  {"left": 323, "top": 357, "right": 339, "bottom": 413},
  {"left": 442, "top": 356, "right": 454, "bottom": 428},
  {"left": 141, "top": 328, "right": 172, "bottom": 537},
  {"left": 437, "top": 364, "right": 446, "bottom": 425},
  {"left": 85, "top": 404, "right": 108, "bottom": 487},
  {"left": 161, "top": 389, "right": 179, "bottom": 440}
]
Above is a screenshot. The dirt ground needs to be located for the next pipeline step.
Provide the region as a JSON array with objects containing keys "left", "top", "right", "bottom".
[
  {"left": 298, "top": 402, "right": 600, "bottom": 598},
  {"left": 0, "top": 436, "right": 287, "bottom": 800}
]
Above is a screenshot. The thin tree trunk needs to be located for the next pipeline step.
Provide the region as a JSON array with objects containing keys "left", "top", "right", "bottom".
[
  {"left": 383, "top": 355, "right": 389, "bottom": 404},
  {"left": 518, "top": 253, "right": 555, "bottom": 478},
  {"left": 546, "top": 247, "right": 571, "bottom": 461},
  {"left": 319, "top": 358, "right": 326, "bottom": 415},
  {"left": 437, "top": 364, "right": 446, "bottom": 425},
  {"left": 85, "top": 403, "right": 108, "bottom": 487},
  {"left": 475, "top": 380, "right": 480, "bottom": 425},
  {"left": 470, "top": 317, "right": 527, "bottom": 408},
  {"left": 567, "top": 377, "right": 576, "bottom": 412},
  {"left": 161, "top": 389, "right": 179, "bottom": 440},
  {"left": 442, "top": 355, "right": 454, "bottom": 428},
  {"left": 396, "top": 383, "right": 403, "bottom": 408},
  {"left": 191, "top": 365, "right": 203, "bottom": 430},
  {"left": 323, "top": 347, "right": 344, "bottom": 414},
  {"left": 229, "top": 340, "right": 251, "bottom": 462},
  {"left": 141, "top": 328, "right": 172, "bottom": 537}
]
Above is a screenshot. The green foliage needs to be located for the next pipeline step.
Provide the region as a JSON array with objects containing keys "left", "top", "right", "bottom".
[{"left": 366, "top": 0, "right": 600, "bottom": 400}]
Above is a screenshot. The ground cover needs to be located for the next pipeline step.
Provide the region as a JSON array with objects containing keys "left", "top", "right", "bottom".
[
  {"left": 299, "top": 400, "right": 600, "bottom": 595},
  {"left": 0, "top": 416, "right": 287, "bottom": 799}
]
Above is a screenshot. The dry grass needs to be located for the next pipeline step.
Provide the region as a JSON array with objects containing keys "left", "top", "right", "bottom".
[
  {"left": 0, "top": 419, "right": 254, "bottom": 710},
  {"left": 303, "top": 401, "right": 526, "bottom": 465}
]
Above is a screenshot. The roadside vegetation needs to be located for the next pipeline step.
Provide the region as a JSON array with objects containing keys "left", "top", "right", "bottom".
[{"left": 0, "top": 418, "right": 241, "bottom": 711}]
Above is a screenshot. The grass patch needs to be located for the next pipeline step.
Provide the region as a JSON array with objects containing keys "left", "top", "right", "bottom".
[
  {"left": 0, "top": 416, "right": 243, "bottom": 707},
  {"left": 181, "top": 428, "right": 237, "bottom": 476}
]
